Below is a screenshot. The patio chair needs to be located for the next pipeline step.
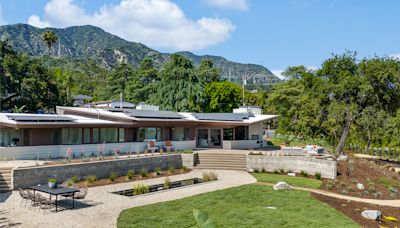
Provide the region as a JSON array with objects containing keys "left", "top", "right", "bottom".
[
  {"left": 18, "top": 188, "right": 30, "bottom": 207},
  {"left": 35, "top": 193, "right": 54, "bottom": 213},
  {"left": 146, "top": 141, "right": 159, "bottom": 153},
  {"left": 75, "top": 187, "right": 88, "bottom": 202},
  {"left": 164, "top": 141, "right": 175, "bottom": 152}
]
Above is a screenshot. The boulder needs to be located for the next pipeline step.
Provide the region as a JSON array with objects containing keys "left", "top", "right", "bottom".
[
  {"left": 248, "top": 168, "right": 254, "bottom": 173},
  {"left": 287, "top": 173, "right": 296, "bottom": 177},
  {"left": 356, "top": 183, "right": 365, "bottom": 190},
  {"left": 273, "top": 181, "right": 291, "bottom": 190},
  {"left": 361, "top": 210, "right": 382, "bottom": 220},
  {"left": 337, "top": 154, "right": 348, "bottom": 161}
]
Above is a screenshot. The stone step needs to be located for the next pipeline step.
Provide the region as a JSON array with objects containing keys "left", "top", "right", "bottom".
[
  {"left": 196, "top": 163, "right": 246, "bottom": 168},
  {"left": 197, "top": 161, "right": 245, "bottom": 165},
  {"left": 195, "top": 165, "right": 246, "bottom": 171},
  {"left": 197, "top": 158, "right": 246, "bottom": 162},
  {"left": 198, "top": 154, "right": 246, "bottom": 157}
]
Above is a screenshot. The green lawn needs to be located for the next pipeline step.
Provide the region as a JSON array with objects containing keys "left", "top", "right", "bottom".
[
  {"left": 117, "top": 184, "right": 357, "bottom": 228},
  {"left": 252, "top": 173, "right": 322, "bottom": 189}
]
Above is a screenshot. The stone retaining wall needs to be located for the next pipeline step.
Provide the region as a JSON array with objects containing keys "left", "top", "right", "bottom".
[
  {"left": 13, "top": 154, "right": 182, "bottom": 189},
  {"left": 247, "top": 155, "right": 336, "bottom": 179}
]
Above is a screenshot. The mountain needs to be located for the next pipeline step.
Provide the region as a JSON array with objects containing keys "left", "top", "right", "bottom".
[{"left": 0, "top": 23, "right": 280, "bottom": 86}]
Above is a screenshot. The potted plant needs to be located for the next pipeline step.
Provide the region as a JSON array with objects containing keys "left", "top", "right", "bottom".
[{"left": 48, "top": 179, "right": 57, "bottom": 188}]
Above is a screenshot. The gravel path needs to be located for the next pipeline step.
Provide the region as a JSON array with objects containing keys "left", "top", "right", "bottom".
[
  {"left": 0, "top": 170, "right": 255, "bottom": 228},
  {"left": 256, "top": 182, "right": 400, "bottom": 207}
]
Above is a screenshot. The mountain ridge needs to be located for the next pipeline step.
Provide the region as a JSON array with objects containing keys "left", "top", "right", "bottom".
[{"left": 0, "top": 23, "right": 280, "bottom": 85}]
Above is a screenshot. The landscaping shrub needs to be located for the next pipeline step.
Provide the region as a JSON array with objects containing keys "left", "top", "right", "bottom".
[
  {"left": 168, "top": 165, "right": 175, "bottom": 174},
  {"left": 315, "top": 172, "right": 321, "bottom": 180},
  {"left": 141, "top": 168, "right": 148, "bottom": 177},
  {"left": 300, "top": 170, "right": 308, "bottom": 177},
  {"left": 266, "top": 140, "right": 273, "bottom": 145},
  {"left": 341, "top": 189, "right": 348, "bottom": 195},
  {"left": 70, "top": 175, "right": 79, "bottom": 183},
  {"left": 85, "top": 175, "right": 97, "bottom": 184},
  {"left": 164, "top": 178, "right": 171, "bottom": 189},
  {"left": 109, "top": 172, "right": 117, "bottom": 181},
  {"left": 347, "top": 186, "right": 353, "bottom": 192},
  {"left": 326, "top": 180, "right": 334, "bottom": 190},
  {"left": 273, "top": 170, "right": 279, "bottom": 174},
  {"left": 209, "top": 172, "right": 218, "bottom": 181},
  {"left": 261, "top": 168, "right": 266, "bottom": 173},
  {"left": 280, "top": 169, "right": 285, "bottom": 173},
  {"left": 182, "top": 166, "right": 188, "bottom": 172},
  {"left": 155, "top": 167, "right": 161, "bottom": 175},
  {"left": 254, "top": 168, "right": 259, "bottom": 173},
  {"left": 127, "top": 170, "right": 135, "bottom": 180},
  {"left": 133, "top": 183, "right": 149, "bottom": 195},
  {"left": 203, "top": 172, "right": 211, "bottom": 182}
]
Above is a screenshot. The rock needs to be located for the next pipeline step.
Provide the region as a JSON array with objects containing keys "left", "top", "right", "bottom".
[
  {"left": 248, "top": 168, "right": 254, "bottom": 173},
  {"left": 356, "top": 183, "right": 365, "bottom": 190},
  {"left": 361, "top": 210, "right": 382, "bottom": 220},
  {"left": 337, "top": 154, "right": 348, "bottom": 161},
  {"left": 273, "top": 181, "right": 291, "bottom": 190},
  {"left": 287, "top": 173, "right": 296, "bottom": 177},
  {"left": 265, "top": 206, "right": 277, "bottom": 209}
]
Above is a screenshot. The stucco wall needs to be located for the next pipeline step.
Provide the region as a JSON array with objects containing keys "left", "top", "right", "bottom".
[
  {"left": 247, "top": 155, "right": 336, "bottom": 179},
  {"left": 248, "top": 122, "right": 262, "bottom": 140},
  {"left": 181, "top": 153, "right": 198, "bottom": 169},
  {"left": 13, "top": 154, "right": 183, "bottom": 189},
  {"left": 0, "top": 140, "right": 196, "bottom": 160}
]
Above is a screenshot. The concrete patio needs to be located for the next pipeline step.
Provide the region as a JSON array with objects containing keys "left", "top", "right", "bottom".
[{"left": 0, "top": 169, "right": 256, "bottom": 228}]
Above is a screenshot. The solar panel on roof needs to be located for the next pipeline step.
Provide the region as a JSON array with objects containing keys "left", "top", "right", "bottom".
[
  {"left": 193, "top": 113, "right": 253, "bottom": 121},
  {"left": 125, "top": 110, "right": 184, "bottom": 119},
  {"left": 7, "top": 115, "right": 74, "bottom": 122}
]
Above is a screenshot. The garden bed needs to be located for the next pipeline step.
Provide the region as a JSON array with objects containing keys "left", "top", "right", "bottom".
[
  {"left": 67, "top": 168, "right": 190, "bottom": 188},
  {"left": 112, "top": 178, "right": 205, "bottom": 197},
  {"left": 312, "top": 192, "right": 400, "bottom": 227},
  {"left": 320, "top": 157, "right": 400, "bottom": 199}
]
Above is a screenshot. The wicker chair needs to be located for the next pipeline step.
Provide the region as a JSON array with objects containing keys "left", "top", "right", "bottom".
[
  {"left": 75, "top": 187, "right": 88, "bottom": 202},
  {"left": 18, "top": 188, "right": 29, "bottom": 207}
]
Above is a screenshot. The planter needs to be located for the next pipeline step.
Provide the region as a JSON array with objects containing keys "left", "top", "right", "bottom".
[{"left": 48, "top": 182, "right": 57, "bottom": 189}]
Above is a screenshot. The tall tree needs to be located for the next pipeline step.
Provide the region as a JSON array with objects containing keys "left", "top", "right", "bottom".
[
  {"left": 42, "top": 31, "right": 58, "bottom": 56},
  {"left": 203, "top": 81, "right": 241, "bottom": 112},
  {"left": 150, "top": 54, "right": 204, "bottom": 112}
]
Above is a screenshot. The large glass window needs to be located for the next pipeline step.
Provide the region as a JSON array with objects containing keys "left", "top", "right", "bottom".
[
  {"left": 0, "top": 128, "right": 21, "bottom": 146},
  {"left": 83, "top": 128, "right": 91, "bottom": 144},
  {"left": 234, "top": 126, "right": 248, "bottom": 140},
  {"left": 51, "top": 128, "right": 61, "bottom": 145},
  {"left": 139, "top": 128, "right": 162, "bottom": 141},
  {"left": 100, "top": 128, "right": 118, "bottom": 143},
  {"left": 23, "top": 128, "right": 31, "bottom": 146},
  {"left": 223, "top": 128, "right": 233, "bottom": 140},
  {"left": 131, "top": 128, "right": 138, "bottom": 142},
  {"left": 172, "top": 127, "right": 185, "bottom": 141},
  {"left": 93, "top": 128, "right": 100, "bottom": 144},
  {"left": 119, "top": 128, "right": 125, "bottom": 142},
  {"left": 62, "top": 128, "right": 82, "bottom": 144}
]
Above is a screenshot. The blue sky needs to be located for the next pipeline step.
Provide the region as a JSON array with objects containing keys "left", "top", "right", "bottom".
[{"left": 1, "top": 0, "right": 400, "bottom": 77}]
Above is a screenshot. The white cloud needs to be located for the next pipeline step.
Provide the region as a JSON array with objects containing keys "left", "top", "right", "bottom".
[
  {"left": 27, "top": 0, "right": 235, "bottom": 51},
  {"left": 204, "top": 0, "right": 250, "bottom": 11},
  {"left": 390, "top": 53, "right": 400, "bottom": 60},
  {"left": 272, "top": 70, "right": 286, "bottom": 80}
]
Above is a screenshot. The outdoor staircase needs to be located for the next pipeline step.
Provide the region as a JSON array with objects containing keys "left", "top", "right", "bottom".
[
  {"left": 0, "top": 168, "right": 12, "bottom": 193},
  {"left": 194, "top": 153, "right": 247, "bottom": 170}
]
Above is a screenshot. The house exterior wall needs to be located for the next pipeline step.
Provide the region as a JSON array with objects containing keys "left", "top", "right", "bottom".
[
  {"left": 0, "top": 140, "right": 196, "bottom": 160},
  {"left": 248, "top": 122, "right": 263, "bottom": 140},
  {"left": 30, "top": 128, "right": 53, "bottom": 146}
]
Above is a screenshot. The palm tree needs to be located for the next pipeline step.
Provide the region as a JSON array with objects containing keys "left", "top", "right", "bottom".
[{"left": 42, "top": 31, "right": 58, "bottom": 56}]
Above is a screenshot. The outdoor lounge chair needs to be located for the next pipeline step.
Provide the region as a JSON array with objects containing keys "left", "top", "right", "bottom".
[
  {"left": 35, "top": 193, "right": 55, "bottom": 213},
  {"left": 146, "top": 141, "right": 159, "bottom": 153},
  {"left": 75, "top": 187, "right": 88, "bottom": 202},
  {"left": 164, "top": 141, "right": 175, "bottom": 152}
]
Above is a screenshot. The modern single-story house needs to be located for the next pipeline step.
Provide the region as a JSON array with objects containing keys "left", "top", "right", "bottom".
[{"left": 0, "top": 105, "right": 277, "bottom": 160}]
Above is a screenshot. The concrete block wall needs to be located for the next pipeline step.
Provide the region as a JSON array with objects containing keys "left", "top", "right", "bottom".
[
  {"left": 181, "top": 153, "right": 198, "bottom": 169},
  {"left": 247, "top": 155, "right": 336, "bottom": 179},
  {"left": 13, "top": 154, "right": 182, "bottom": 189}
]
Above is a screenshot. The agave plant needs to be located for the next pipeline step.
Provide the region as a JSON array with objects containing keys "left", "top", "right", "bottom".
[{"left": 193, "top": 209, "right": 215, "bottom": 228}]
